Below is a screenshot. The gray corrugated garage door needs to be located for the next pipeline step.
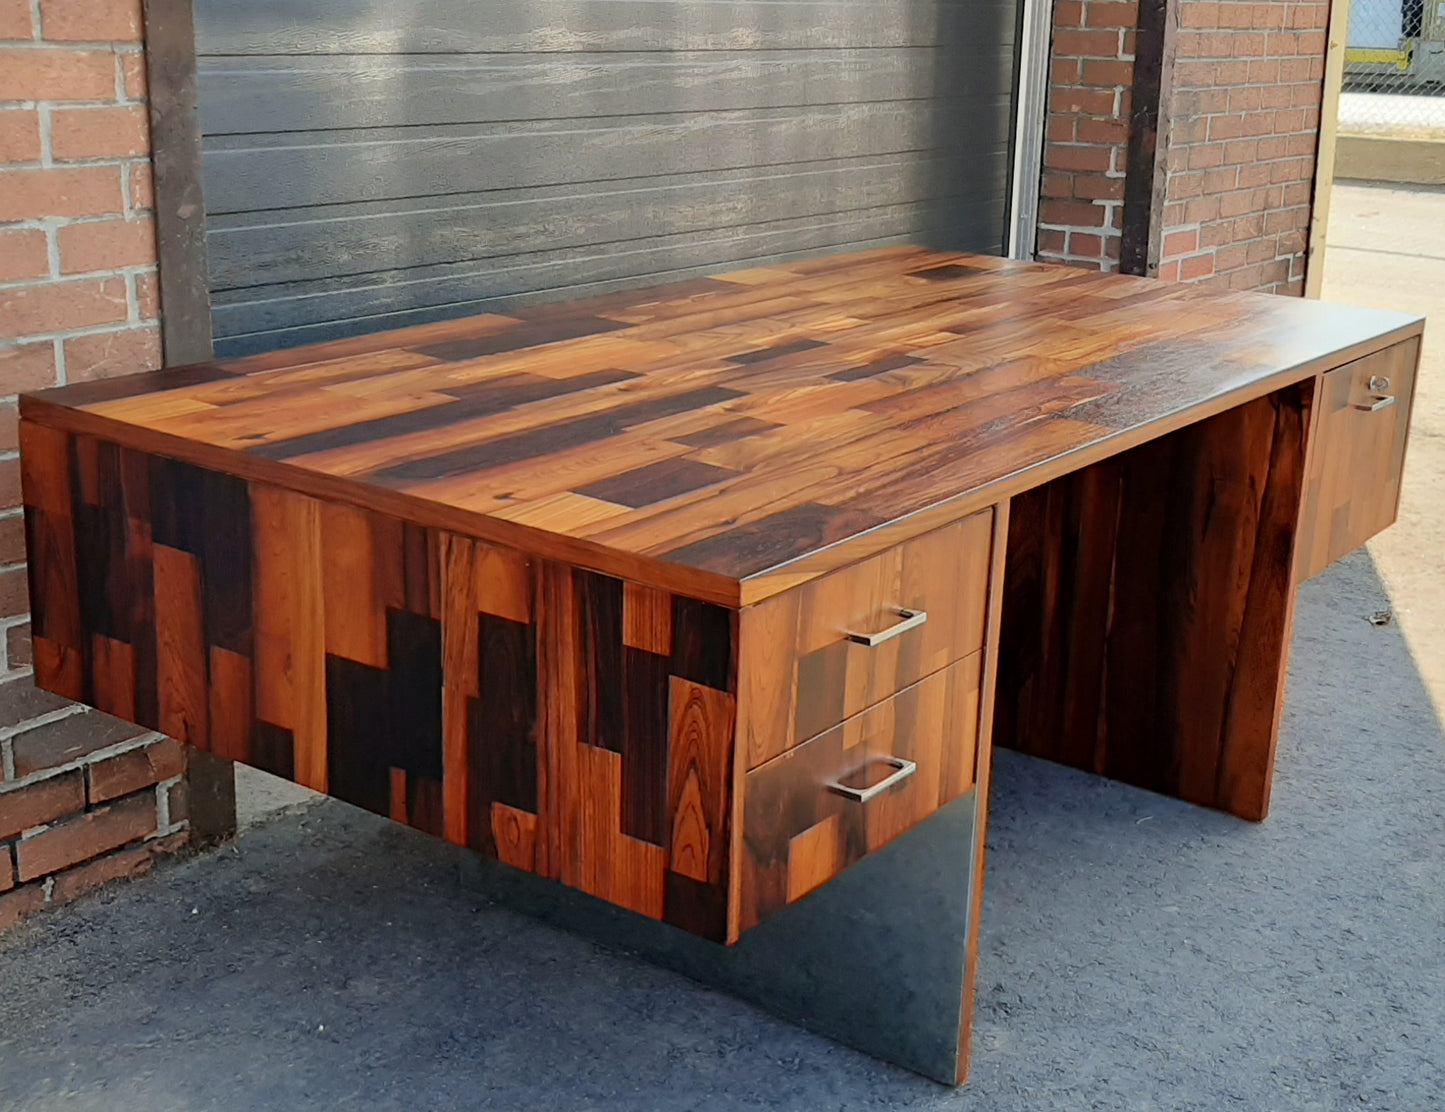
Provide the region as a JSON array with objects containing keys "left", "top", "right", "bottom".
[{"left": 194, "top": 1, "right": 1021, "bottom": 357}]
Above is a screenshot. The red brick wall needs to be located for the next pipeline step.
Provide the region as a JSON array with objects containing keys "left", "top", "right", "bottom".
[
  {"left": 1037, "top": 0, "right": 1326, "bottom": 294},
  {"left": 1036, "top": 0, "right": 1138, "bottom": 272},
  {"left": 1153, "top": 1, "right": 1327, "bottom": 291},
  {"left": 0, "top": 0, "right": 188, "bottom": 931}
]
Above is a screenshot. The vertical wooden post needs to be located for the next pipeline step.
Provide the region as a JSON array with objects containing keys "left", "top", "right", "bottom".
[
  {"left": 142, "top": 0, "right": 214, "bottom": 367},
  {"left": 1120, "top": 0, "right": 1180, "bottom": 276},
  {"left": 142, "top": 0, "right": 230, "bottom": 839},
  {"left": 1306, "top": 0, "right": 1353, "bottom": 298}
]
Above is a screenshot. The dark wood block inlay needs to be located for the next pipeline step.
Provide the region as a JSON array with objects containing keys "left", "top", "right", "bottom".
[
  {"left": 470, "top": 611, "right": 539, "bottom": 850},
  {"left": 575, "top": 458, "right": 736, "bottom": 509},
  {"left": 412, "top": 315, "right": 630, "bottom": 362},
  {"left": 371, "top": 386, "right": 746, "bottom": 484},
  {"left": 670, "top": 416, "right": 780, "bottom": 449},
  {"left": 825, "top": 352, "right": 926, "bottom": 382},
  {"left": 664, "top": 502, "right": 887, "bottom": 579},
  {"left": 252, "top": 720, "right": 295, "bottom": 781},
  {"left": 725, "top": 338, "right": 828, "bottom": 365}
]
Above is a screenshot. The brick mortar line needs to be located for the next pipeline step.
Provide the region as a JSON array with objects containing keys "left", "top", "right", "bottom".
[
  {"left": 1175, "top": 58, "right": 1326, "bottom": 65},
  {"left": 0, "top": 40, "right": 143, "bottom": 52},
  {"left": 0, "top": 217, "right": 156, "bottom": 236},
  {"left": 0, "top": 318, "right": 164, "bottom": 351},
  {"left": 120, "top": 155, "right": 135, "bottom": 212},
  {"left": 1168, "top": 149, "right": 1319, "bottom": 158},
  {"left": 1039, "top": 222, "right": 1124, "bottom": 235},
  {"left": 155, "top": 776, "right": 172, "bottom": 831},
  {"left": 156, "top": 776, "right": 192, "bottom": 837},
  {"left": 14, "top": 777, "right": 168, "bottom": 840},
  {"left": 0, "top": 700, "right": 88, "bottom": 744},
  {"left": 3, "top": 213, "right": 155, "bottom": 231},
  {"left": 0, "top": 730, "right": 170, "bottom": 793},
  {"left": 1043, "top": 255, "right": 1120, "bottom": 268},
  {"left": 8, "top": 825, "right": 191, "bottom": 909},
  {"left": 44, "top": 225, "right": 62, "bottom": 283},
  {"left": 0, "top": 262, "right": 160, "bottom": 286},
  {"left": 124, "top": 271, "right": 140, "bottom": 325},
  {"left": 1, "top": 154, "right": 152, "bottom": 170},
  {"left": 0, "top": 99, "right": 146, "bottom": 112},
  {"left": 37, "top": 95, "right": 53, "bottom": 170}
]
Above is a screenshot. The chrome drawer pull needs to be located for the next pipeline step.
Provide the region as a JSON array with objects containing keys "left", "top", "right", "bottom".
[
  {"left": 1354, "top": 394, "right": 1396, "bottom": 412},
  {"left": 826, "top": 756, "right": 918, "bottom": 804},
  {"left": 843, "top": 607, "right": 928, "bottom": 647}
]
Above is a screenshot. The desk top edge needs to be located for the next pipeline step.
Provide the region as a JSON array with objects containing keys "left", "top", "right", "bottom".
[{"left": 20, "top": 248, "right": 1425, "bottom": 604}]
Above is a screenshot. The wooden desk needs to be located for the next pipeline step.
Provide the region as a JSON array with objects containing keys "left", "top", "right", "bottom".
[{"left": 19, "top": 247, "right": 1422, "bottom": 1082}]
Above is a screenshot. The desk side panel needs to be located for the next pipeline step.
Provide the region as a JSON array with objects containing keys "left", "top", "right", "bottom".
[
  {"left": 20, "top": 422, "right": 738, "bottom": 941},
  {"left": 993, "top": 381, "right": 1314, "bottom": 820}
]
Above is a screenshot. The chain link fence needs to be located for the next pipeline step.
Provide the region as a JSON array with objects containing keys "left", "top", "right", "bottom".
[{"left": 1344, "top": 0, "right": 1445, "bottom": 135}]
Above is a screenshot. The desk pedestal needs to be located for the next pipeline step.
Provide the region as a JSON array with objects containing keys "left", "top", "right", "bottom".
[{"left": 461, "top": 788, "right": 981, "bottom": 1084}]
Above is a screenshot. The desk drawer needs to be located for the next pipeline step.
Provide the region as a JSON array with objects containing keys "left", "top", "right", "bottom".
[
  {"left": 738, "top": 509, "right": 995, "bottom": 769},
  {"left": 738, "top": 652, "right": 982, "bottom": 932},
  {"left": 1297, "top": 339, "right": 1419, "bottom": 580}
]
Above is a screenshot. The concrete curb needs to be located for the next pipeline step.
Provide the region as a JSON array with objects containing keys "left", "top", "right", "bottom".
[{"left": 1336, "top": 133, "right": 1445, "bottom": 185}]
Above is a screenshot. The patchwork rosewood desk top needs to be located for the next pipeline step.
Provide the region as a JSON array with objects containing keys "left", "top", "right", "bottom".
[{"left": 19, "top": 247, "right": 1423, "bottom": 1083}]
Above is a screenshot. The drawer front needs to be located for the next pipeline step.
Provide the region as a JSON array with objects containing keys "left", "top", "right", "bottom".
[
  {"left": 738, "top": 509, "right": 995, "bottom": 769},
  {"left": 738, "top": 652, "right": 982, "bottom": 933},
  {"left": 1297, "top": 340, "right": 1419, "bottom": 580}
]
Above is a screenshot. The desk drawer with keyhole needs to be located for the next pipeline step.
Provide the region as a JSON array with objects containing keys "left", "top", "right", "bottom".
[
  {"left": 1297, "top": 338, "right": 1419, "bottom": 579},
  {"left": 736, "top": 509, "right": 996, "bottom": 769}
]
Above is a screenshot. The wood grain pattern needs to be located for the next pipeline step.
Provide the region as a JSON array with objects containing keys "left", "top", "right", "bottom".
[
  {"left": 91, "top": 634, "right": 136, "bottom": 722},
  {"left": 738, "top": 510, "right": 993, "bottom": 769},
  {"left": 208, "top": 646, "right": 253, "bottom": 762},
  {"left": 252, "top": 484, "right": 327, "bottom": 790},
  {"left": 22, "top": 424, "right": 754, "bottom": 940},
  {"left": 21, "top": 422, "right": 85, "bottom": 701},
  {"left": 153, "top": 544, "right": 208, "bottom": 746},
  {"left": 739, "top": 653, "right": 983, "bottom": 932},
  {"left": 955, "top": 496, "right": 1010, "bottom": 1084},
  {"left": 1296, "top": 339, "right": 1420, "bottom": 580},
  {"left": 21, "top": 248, "right": 1420, "bottom": 606},
  {"left": 993, "top": 382, "right": 1315, "bottom": 820}
]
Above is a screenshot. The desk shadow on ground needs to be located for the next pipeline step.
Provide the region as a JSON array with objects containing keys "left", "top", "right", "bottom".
[{"left": 1, "top": 549, "right": 1443, "bottom": 1112}]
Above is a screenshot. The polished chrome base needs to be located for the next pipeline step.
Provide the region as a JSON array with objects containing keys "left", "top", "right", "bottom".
[{"left": 459, "top": 790, "right": 979, "bottom": 1084}]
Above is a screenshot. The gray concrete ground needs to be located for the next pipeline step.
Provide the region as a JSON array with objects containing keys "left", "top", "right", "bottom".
[
  {"left": 2, "top": 186, "right": 1443, "bottom": 1110},
  {"left": 1323, "top": 182, "right": 1445, "bottom": 717}
]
